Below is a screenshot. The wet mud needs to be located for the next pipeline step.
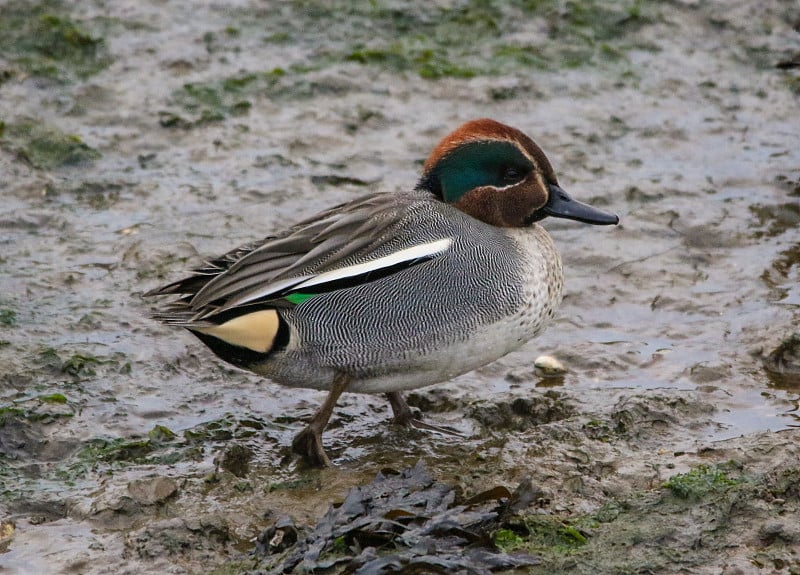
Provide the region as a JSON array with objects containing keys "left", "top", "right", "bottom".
[{"left": 1, "top": 0, "right": 799, "bottom": 573}]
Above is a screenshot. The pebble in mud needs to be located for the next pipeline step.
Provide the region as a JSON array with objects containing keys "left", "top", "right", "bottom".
[
  {"left": 762, "top": 333, "right": 800, "bottom": 385},
  {"left": 534, "top": 355, "right": 567, "bottom": 377},
  {"left": 0, "top": 521, "right": 14, "bottom": 552}
]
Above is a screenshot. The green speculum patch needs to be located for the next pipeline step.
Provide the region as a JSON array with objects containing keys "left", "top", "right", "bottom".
[{"left": 284, "top": 293, "right": 315, "bottom": 305}]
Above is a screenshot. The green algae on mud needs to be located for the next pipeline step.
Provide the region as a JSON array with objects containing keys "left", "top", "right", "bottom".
[
  {"left": 0, "top": 120, "right": 101, "bottom": 170},
  {"left": 156, "top": 0, "right": 668, "bottom": 130},
  {"left": 56, "top": 416, "right": 275, "bottom": 479},
  {"left": 0, "top": 395, "right": 74, "bottom": 427},
  {"left": 0, "top": 0, "right": 111, "bottom": 81},
  {"left": 0, "top": 309, "right": 17, "bottom": 327},
  {"left": 296, "top": 0, "right": 660, "bottom": 75},
  {"left": 476, "top": 459, "right": 799, "bottom": 575},
  {"left": 161, "top": 69, "right": 287, "bottom": 128},
  {"left": 662, "top": 462, "right": 746, "bottom": 499}
]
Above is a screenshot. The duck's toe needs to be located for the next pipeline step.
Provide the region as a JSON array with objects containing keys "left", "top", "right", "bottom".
[
  {"left": 386, "top": 392, "right": 463, "bottom": 437},
  {"left": 291, "top": 426, "right": 331, "bottom": 467},
  {"left": 408, "top": 418, "right": 463, "bottom": 437}
]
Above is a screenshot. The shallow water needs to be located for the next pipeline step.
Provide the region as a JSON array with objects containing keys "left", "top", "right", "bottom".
[{"left": 1, "top": 0, "right": 799, "bottom": 573}]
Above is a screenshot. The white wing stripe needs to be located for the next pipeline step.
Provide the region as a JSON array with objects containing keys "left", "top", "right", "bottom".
[
  {"left": 207, "top": 237, "right": 452, "bottom": 314},
  {"left": 294, "top": 237, "right": 453, "bottom": 290}
]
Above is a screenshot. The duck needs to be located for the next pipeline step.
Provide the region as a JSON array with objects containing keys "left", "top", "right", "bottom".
[{"left": 145, "top": 119, "right": 618, "bottom": 466}]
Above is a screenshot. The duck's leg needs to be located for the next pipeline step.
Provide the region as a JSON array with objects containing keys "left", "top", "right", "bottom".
[
  {"left": 386, "top": 391, "right": 463, "bottom": 437},
  {"left": 386, "top": 391, "right": 416, "bottom": 425},
  {"left": 292, "top": 373, "right": 350, "bottom": 467}
]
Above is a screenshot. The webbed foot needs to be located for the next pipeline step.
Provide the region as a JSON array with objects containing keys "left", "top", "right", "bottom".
[{"left": 292, "top": 425, "right": 331, "bottom": 467}]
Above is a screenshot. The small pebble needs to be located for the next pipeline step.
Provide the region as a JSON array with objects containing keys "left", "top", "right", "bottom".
[
  {"left": 0, "top": 521, "right": 14, "bottom": 540},
  {"left": 534, "top": 355, "right": 567, "bottom": 376}
]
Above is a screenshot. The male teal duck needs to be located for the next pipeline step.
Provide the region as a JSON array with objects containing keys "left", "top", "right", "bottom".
[{"left": 146, "top": 119, "right": 618, "bottom": 466}]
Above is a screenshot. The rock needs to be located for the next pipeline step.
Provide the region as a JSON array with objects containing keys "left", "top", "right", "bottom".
[
  {"left": 126, "top": 514, "right": 230, "bottom": 560},
  {"left": 468, "top": 391, "right": 575, "bottom": 431},
  {"left": 763, "top": 333, "right": 800, "bottom": 386},
  {"left": 127, "top": 477, "right": 178, "bottom": 506},
  {"left": 219, "top": 444, "right": 253, "bottom": 478}
]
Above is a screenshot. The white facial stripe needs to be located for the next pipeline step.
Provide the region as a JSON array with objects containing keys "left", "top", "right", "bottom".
[
  {"left": 293, "top": 238, "right": 453, "bottom": 290},
  {"left": 534, "top": 171, "right": 548, "bottom": 192},
  {"left": 493, "top": 181, "right": 520, "bottom": 192}
]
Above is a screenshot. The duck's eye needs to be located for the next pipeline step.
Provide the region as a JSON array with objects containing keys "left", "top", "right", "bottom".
[{"left": 503, "top": 167, "right": 521, "bottom": 182}]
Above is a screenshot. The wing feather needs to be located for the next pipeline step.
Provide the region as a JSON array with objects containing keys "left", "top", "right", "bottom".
[{"left": 146, "top": 192, "right": 450, "bottom": 323}]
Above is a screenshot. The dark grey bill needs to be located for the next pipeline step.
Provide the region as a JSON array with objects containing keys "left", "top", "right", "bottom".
[{"left": 541, "top": 184, "right": 619, "bottom": 225}]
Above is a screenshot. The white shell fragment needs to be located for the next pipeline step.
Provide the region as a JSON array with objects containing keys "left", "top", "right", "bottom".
[{"left": 534, "top": 355, "right": 567, "bottom": 376}]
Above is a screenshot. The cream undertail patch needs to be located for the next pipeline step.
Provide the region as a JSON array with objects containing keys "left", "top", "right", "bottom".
[{"left": 194, "top": 309, "right": 279, "bottom": 353}]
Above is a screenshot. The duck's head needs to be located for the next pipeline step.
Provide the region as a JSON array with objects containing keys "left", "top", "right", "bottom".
[{"left": 417, "top": 119, "right": 618, "bottom": 228}]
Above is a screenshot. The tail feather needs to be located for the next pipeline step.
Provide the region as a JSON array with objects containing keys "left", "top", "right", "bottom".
[{"left": 143, "top": 273, "right": 215, "bottom": 298}]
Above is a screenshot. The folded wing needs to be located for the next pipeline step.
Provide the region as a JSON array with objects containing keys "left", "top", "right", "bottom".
[{"left": 145, "top": 193, "right": 452, "bottom": 325}]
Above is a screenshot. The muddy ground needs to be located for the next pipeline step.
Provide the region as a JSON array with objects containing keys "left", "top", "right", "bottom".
[{"left": 1, "top": 1, "right": 799, "bottom": 573}]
